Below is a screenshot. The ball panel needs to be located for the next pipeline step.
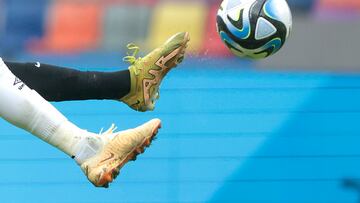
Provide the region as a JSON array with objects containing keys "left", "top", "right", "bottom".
[{"left": 255, "top": 17, "right": 277, "bottom": 40}]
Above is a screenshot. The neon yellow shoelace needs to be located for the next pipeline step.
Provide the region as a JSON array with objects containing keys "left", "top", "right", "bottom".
[
  {"left": 123, "top": 44, "right": 142, "bottom": 75},
  {"left": 123, "top": 44, "right": 141, "bottom": 65}
]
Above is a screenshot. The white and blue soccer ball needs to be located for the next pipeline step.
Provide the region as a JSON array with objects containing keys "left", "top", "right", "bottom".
[{"left": 217, "top": 0, "right": 292, "bottom": 59}]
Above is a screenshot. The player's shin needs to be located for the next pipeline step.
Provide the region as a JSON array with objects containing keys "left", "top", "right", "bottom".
[{"left": 0, "top": 59, "right": 101, "bottom": 164}]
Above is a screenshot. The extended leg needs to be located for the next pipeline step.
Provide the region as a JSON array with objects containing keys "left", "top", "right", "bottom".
[
  {"left": 0, "top": 59, "right": 161, "bottom": 187},
  {"left": 4, "top": 32, "right": 190, "bottom": 112},
  {"left": 5, "top": 61, "right": 131, "bottom": 101}
]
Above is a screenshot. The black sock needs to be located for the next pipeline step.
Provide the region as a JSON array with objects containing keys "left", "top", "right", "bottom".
[{"left": 4, "top": 61, "right": 131, "bottom": 102}]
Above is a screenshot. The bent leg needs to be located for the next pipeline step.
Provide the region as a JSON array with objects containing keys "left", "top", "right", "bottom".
[{"left": 0, "top": 59, "right": 102, "bottom": 162}]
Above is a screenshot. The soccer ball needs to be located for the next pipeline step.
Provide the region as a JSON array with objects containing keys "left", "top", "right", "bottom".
[{"left": 216, "top": 0, "right": 292, "bottom": 59}]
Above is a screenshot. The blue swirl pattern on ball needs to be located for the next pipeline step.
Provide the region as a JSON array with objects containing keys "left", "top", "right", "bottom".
[
  {"left": 255, "top": 37, "right": 282, "bottom": 56},
  {"left": 220, "top": 31, "right": 282, "bottom": 59},
  {"left": 263, "top": 0, "right": 284, "bottom": 21},
  {"left": 223, "top": 9, "right": 251, "bottom": 40},
  {"left": 219, "top": 31, "right": 245, "bottom": 57}
]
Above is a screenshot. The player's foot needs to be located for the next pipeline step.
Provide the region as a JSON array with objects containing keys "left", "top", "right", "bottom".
[
  {"left": 80, "top": 119, "right": 161, "bottom": 188},
  {"left": 121, "top": 32, "right": 190, "bottom": 112}
]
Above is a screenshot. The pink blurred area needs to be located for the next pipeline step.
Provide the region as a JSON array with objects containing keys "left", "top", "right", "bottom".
[
  {"left": 316, "top": 0, "right": 360, "bottom": 11},
  {"left": 314, "top": 0, "right": 360, "bottom": 19}
]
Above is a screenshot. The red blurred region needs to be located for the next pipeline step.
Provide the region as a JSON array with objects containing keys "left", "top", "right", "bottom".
[
  {"left": 201, "top": 3, "right": 231, "bottom": 57},
  {"left": 29, "top": 1, "right": 103, "bottom": 54},
  {"left": 101, "top": 0, "right": 158, "bottom": 6}
]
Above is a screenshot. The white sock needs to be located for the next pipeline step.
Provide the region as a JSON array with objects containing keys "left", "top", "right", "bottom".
[{"left": 0, "top": 59, "right": 102, "bottom": 164}]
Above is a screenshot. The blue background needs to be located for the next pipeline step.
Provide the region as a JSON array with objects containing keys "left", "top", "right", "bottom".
[
  {"left": 1, "top": 0, "right": 360, "bottom": 202},
  {"left": 0, "top": 56, "right": 359, "bottom": 202}
]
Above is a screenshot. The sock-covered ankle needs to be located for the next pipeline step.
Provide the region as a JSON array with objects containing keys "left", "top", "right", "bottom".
[{"left": 50, "top": 122, "right": 103, "bottom": 164}]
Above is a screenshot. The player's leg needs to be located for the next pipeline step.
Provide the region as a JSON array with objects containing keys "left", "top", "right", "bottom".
[
  {"left": 0, "top": 59, "right": 161, "bottom": 187},
  {"left": 4, "top": 32, "right": 190, "bottom": 112},
  {"left": 5, "top": 61, "right": 131, "bottom": 101}
]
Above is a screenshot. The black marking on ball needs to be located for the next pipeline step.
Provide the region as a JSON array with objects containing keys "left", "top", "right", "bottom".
[{"left": 228, "top": 9, "right": 244, "bottom": 31}]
